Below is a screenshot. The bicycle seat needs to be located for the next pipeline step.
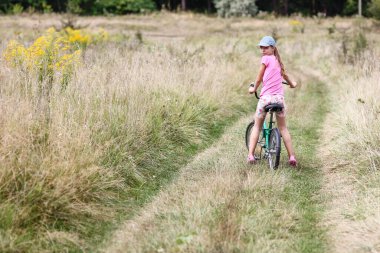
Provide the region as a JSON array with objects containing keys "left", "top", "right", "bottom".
[{"left": 264, "top": 103, "right": 283, "bottom": 112}]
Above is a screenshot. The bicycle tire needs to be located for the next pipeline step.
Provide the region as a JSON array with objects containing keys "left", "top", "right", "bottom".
[
  {"left": 245, "top": 121, "right": 264, "bottom": 160},
  {"left": 268, "top": 128, "right": 281, "bottom": 169}
]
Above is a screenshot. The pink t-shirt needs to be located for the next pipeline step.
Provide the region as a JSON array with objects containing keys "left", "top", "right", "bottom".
[{"left": 260, "top": 55, "right": 283, "bottom": 97}]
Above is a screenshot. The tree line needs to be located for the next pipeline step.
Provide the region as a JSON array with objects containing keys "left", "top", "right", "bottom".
[{"left": 0, "top": 0, "right": 378, "bottom": 17}]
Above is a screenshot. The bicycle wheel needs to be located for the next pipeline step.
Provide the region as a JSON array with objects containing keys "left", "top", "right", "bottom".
[
  {"left": 268, "top": 128, "right": 281, "bottom": 169},
  {"left": 245, "top": 121, "right": 264, "bottom": 160}
]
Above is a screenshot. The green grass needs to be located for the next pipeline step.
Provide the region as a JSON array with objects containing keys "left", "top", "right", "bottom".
[
  {"left": 283, "top": 79, "right": 329, "bottom": 253},
  {"left": 7, "top": 14, "right": 376, "bottom": 253},
  {"left": 100, "top": 73, "right": 332, "bottom": 253},
  {"left": 84, "top": 97, "right": 251, "bottom": 252},
  {"left": 208, "top": 78, "right": 331, "bottom": 253},
  {"left": 221, "top": 78, "right": 330, "bottom": 253},
  {"left": 23, "top": 101, "right": 251, "bottom": 253},
  {"left": 0, "top": 42, "right": 252, "bottom": 253}
]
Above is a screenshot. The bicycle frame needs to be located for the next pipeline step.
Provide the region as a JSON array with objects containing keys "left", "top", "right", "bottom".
[
  {"left": 245, "top": 100, "right": 282, "bottom": 169},
  {"left": 246, "top": 87, "right": 286, "bottom": 169},
  {"left": 253, "top": 90, "right": 278, "bottom": 151}
]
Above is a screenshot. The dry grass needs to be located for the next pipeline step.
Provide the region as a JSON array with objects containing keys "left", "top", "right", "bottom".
[
  {"left": 334, "top": 53, "right": 380, "bottom": 170},
  {"left": 314, "top": 26, "right": 380, "bottom": 253},
  {"left": 1, "top": 13, "right": 380, "bottom": 252},
  {"left": 320, "top": 57, "right": 380, "bottom": 252},
  {"left": 105, "top": 117, "right": 297, "bottom": 253},
  {"left": 105, "top": 57, "right": 330, "bottom": 252},
  {"left": 0, "top": 13, "right": 259, "bottom": 251}
]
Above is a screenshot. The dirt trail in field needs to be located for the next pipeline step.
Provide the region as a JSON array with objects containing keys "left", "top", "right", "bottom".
[
  {"left": 300, "top": 64, "right": 380, "bottom": 253},
  {"left": 315, "top": 80, "right": 380, "bottom": 252},
  {"left": 104, "top": 116, "right": 253, "bottom": 253},
  {"left": 103, "top": 70, "right": 332, "bottom": 253},
  {"left": 318, "top": 117, "right": 366, "bottom": 253},
  {"left": 98, "top": 54, "right": 379, "bottom": 251}
]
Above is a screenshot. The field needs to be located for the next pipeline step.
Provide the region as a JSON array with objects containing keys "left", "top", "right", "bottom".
[{"left": 0, "top": 13, "right": 379, "bottom": 252}]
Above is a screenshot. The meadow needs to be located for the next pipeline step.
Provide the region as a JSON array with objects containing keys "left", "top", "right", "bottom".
[{"left": 0, "top": 13, "right": 379, "bottom": 252}]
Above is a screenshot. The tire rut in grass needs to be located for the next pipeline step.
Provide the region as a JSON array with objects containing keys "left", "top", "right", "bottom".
[{"left": 105, "top": 72, "right": 330, "bottom": 253}]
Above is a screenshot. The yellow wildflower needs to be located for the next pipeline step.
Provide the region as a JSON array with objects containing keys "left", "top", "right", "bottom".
[
  {"left": 289, "top": 20, "right": 303, "bottom": 26},
  {"left": 3, "top": 40, "right": 27, "bottom": 67},
  {"left": 55, "top": 49, "right": 81, "bottom": 70},
  {"left": 64, "top": 27, "right": 91, "bottom": 49},
  {"left": 3, "top": 27, "right": 108, "bottom": 86},
  {"left": 289, "top": 20, "right": 305, "bottom": 33}
]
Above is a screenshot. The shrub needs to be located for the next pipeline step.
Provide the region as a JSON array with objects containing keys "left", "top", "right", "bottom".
[
  {"left": 11, "top": 3, "right": 23, "bottom": 14},
  {"left": 344, "top": 0, "right": 370, "bottom": 16},
  {"left": 67, "top": 0, "right": 83, "bottom": 14},
  {"left": 369, "top": 0, "right": 380, "bottom": 19},
  {"left": 343, "top": 0, "right": 358, "bottom": 15},
  {"left": 96, "top": 0, "right": 156, "bottom": 14},
  {"left": 213, "top": 0, "right": 258, "bottom": 18}
]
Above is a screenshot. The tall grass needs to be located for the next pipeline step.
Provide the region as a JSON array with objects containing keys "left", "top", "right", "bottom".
[
  {"left": 333, "top": 52, "right": 380, "bottom": 170},
  {"left": 106, "top": 67, "right": 329, "bottom": 253},
  {"left": 0, "top": 16, "right": 255, "bottom": 251},
  {"left": 1, "top": 13, "right": 379, "bottom": 252},
  {"left": 312, "top": 20, "right": 380, "bottom": 252},
  {"left": 279, "top": 18, "right": 380, "bottom": 171}
]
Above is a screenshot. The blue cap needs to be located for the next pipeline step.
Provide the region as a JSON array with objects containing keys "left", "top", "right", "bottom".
[{"left": 258, "top": 36, "right": 276, "bottom": 47}]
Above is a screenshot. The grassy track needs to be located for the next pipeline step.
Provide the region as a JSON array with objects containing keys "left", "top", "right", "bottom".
[
  {"left": 283, "top": 79, "right": 329, "bottom": 253},
  {"left": 2, "top": 14, "right": 379, "bottom": 252},
  {"left": 106, "top": 73, "right": 329, "bottom": 252}
]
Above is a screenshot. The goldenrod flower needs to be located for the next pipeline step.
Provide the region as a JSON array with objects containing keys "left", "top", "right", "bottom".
[
  {"left": 290, "top": 20, "right": 302, "bottom": 26},
  {"left": 3, "top": 40, "right": 27, "bottom": 67},
  {"left": 289, "top": 20, "right": 305, "bottom": 33},
  {"left": 3, "top": 27, "right": 108, "bottom": 86},
  {"left": 64, "top": 27, "right": 91, "bottom": 49}
]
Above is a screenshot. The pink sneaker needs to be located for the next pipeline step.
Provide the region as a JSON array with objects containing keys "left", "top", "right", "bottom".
[
  {"left": 289, "top": 155, "right": 297, "bottom": 167},
  {"left": 247, "top": 154, "right": 256, "bottom": 164}
]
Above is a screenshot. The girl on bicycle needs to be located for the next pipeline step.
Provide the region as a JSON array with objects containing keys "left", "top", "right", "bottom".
[{"left": 247, "top": 35, "right": 297, "bottom": 167}]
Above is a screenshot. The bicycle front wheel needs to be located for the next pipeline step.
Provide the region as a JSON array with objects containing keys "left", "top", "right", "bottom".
[{"left": 268, "top": 128, "right": 281, "bottom": 169}]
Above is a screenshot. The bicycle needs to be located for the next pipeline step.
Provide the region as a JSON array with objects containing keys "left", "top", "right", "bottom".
[{"left": 245, "top": 82, "right": 287, "bottom": 170}]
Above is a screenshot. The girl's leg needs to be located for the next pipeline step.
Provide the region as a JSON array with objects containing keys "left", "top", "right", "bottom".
[
  {"left": 276, "top": 115, "right": 295, "bottom": 158},
  {"left": 248, "top": 115, "right": 265, "bottom": 158}
]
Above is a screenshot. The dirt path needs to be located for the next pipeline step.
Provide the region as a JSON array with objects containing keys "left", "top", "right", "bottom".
[
  {"left": 318, "top": 89, "right": 380, "bottom": 253},
  {"left": 104, "top": 72, "right": 329, "bottom": 253},
  {"left": 303, "top": 61, "right": 380, "bottom": 253}
]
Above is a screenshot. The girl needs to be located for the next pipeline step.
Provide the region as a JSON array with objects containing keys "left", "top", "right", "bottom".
[{"left": 247, "top": 36, "right": 297, "bottom": 167}]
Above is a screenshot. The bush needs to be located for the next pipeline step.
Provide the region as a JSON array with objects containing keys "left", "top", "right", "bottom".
[
  {"left": 213, "top": 0, "right": 258, "bottom": 18},
  {"left": 343, "top": 0, "right": 358, "bottom": 15},
  {"left": 369, "top": 0, "right": 380, "bottom": 19},
  {"left": 11, "top": 3, "right": 24, "bottom": 14},
  {"left": 344, "top": 0, "right": 370, "bottom": 16},
  {"left": 95, "top": 0, "right": 156, "bottom": 14}
]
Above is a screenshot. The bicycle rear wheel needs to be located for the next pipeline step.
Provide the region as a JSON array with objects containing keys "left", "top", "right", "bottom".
[
  {"left": 245, "top": 121, "right": 264, "bottom": 160},
  {"left": 268, "top": 128, "right": 281, "bottom": 169}
]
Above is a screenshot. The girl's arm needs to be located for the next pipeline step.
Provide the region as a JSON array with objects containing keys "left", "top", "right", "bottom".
[
  {"left": 248, "top": 63, "right": 266, "bottom": 94},
  {"left": 283, "top": 73, "right": 298, "bottom": 88}
]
